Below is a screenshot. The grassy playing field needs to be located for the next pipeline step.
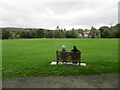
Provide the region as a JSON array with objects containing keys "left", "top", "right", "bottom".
[{"left": 2, "top": 38, "right": 118, "bottom": 79}]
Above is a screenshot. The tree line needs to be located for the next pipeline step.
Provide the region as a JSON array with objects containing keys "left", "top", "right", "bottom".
[{"left": 1, "top": 24, "right": 120, "bottom": 39}]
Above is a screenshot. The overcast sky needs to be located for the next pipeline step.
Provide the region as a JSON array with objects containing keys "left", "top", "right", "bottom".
[{"left": 0, "top": 0, "right": 119, "bottom": 30}]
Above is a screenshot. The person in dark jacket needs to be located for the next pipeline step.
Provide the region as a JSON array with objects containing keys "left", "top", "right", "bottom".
[
  {"left": 71, "top": 46, "right": 79, "bottom": 52},
  {"left": 71, "top": 46, "right": 80, "bottom": 64}
]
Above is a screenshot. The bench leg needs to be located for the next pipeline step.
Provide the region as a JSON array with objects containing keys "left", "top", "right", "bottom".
[
  {"left": 56, "top": 59, "right": 58, "bottom": 65},
  {"left": 79, "top": 60, "right": 80, "bottom": 65}
]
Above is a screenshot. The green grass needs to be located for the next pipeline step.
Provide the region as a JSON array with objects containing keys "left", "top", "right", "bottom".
[{"left": 2, "top": 38, "right": 118, "bottom": 79}]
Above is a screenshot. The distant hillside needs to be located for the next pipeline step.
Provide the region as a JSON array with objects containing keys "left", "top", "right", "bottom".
[
  {"left": 1, "top": 27, "right": 25, "bottom": 33},
  {"left": 0, "top": 27, "right": 45, "bottom": 33}
]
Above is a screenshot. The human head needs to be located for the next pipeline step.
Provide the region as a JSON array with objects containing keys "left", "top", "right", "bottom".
[
  {"left": 62, "top": 45, "right": 66, "bottom": 51},
  {"left": 73, "top": 46, "right": 76, "bottom": 49}
]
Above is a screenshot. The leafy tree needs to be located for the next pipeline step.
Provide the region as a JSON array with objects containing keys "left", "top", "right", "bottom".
[
  {"left": 2, "top": 29, "right": 11, "bottom": 39},
  {"left": 54, "top": 30, "right": 64, "bottom": 38},
  {"left": 84, "top": 29, "right": 89, "bottom": 32},
  {"left": 43, "top": 30, "right": 49, "bottom": 38},
  {"left": 94, "top": 30, "right": 101, "bottom": 38},
  {"left": 99, "top": 26, "right": 109, "bottom": 33},
  {"left": 36, "top": 29, "right": 44, "bottom": 38},
  {"left": 99, "top": 26, "right": 110, "bottom": 38},
  {"left": 47, "top": 31, "right": 54, "bottom": 38},
  {"left": 30, "top": 29, "right": 37, "bottom": 38},
  {"left": 26, "top": 30, "right": 32, "bottom": 38},
  {"left": 109, "top": 25, "right": 119, "bottom": 38},
  {"left": 14, "top": 30, "right": 21, "bottom": 38},
  {"left": 71, "top": 29, "right": 78, "bottom": 38},
  {"left": 65, "top": 31, "right": 71, "bottom": 38},
  {"left": 62, "top": 30, "right": 66, "bottom": 38},
  {"left": 65, "top": 30, "right": 78, "bottom": 38},
  {"left": 77, "top": 29, "right": 84, "bottom": 38},
  {"left": 101, "top": 28, "right": 110, "bottom": 38},
  {"left": 56, "top": 26, "right": 60, "bottom": 30},
  {"left": 20, "top": 31, "right": 25, "bottom": 38},
  {"left": 89, "top": 27, "right": 96, "bottom": 38},
  {"left": 20, "top": 30, "right": 31, "bottom": 38}
]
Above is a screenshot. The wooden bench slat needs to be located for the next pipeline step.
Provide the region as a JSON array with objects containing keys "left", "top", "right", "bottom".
[{"left": 56, "top": 50, "right": 81, "bottom": 65}]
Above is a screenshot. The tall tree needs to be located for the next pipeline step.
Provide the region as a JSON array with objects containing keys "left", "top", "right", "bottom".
[
  {"left": 89, "top": 27, "right": 96, "bottom": 38},
  {"left": 56, "top": 26, "right": 60, "bottom": 30}
]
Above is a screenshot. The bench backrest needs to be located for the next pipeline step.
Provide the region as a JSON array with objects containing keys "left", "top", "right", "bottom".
[
  {"left": 56, "top": 51, "right": 81, "bottom": 60},
  {"left": 70, "top": 52, "right": 80, "bottom": 60}
]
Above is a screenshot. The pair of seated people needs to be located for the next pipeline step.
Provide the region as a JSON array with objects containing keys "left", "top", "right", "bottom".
[{"left": 61, "top": 45, "right": 80, "bottom": 64}]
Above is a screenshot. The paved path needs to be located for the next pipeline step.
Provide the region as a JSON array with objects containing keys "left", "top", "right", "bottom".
[{"left": 2, "top": 74, "right": 118, "bottom": 88}]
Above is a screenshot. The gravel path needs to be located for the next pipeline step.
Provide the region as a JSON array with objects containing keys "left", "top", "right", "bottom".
[{"left": 2, "top": 74, "right": 118, "bottom": 88}]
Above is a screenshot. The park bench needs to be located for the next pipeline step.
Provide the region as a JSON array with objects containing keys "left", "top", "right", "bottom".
[{"left": 56, "top": 51, "right": 81, "bottom": 65}]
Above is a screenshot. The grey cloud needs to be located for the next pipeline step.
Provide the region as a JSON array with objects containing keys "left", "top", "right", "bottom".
[{"left": 0, "top": 0, "right": 119, "bottom": 29}]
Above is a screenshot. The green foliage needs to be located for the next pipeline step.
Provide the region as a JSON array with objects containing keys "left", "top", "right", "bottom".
[
  {"left": 109, "top": 26, "right": 119, "bottom": 38},
  {"left": 71, "top": 29, "right": 78, "bottom": 38},
  {"left": 101, "top": 28, "right": 110, "bottom": 38},
  {"left": 65, "top": 30, "right": 78, "bottom": 38},
  {"left": 43, "top": 30, "right": 48, "bottom": 38},
  {"left": 88, "top": 27, "right": 101, "bottom": 38},
  {"left": 78, "top": 29, "right": 84, "bottom": 34},
  {"left": 30, "top": 29, "right": 37, "bottom": 38},
  {"left": 13, "top": 30, "right": 21, "bottom": 38},
  {"left": 99, "top": 25, "right": 119, "bottom": 38},
  {"left": 65, "top": 31, "right": 71, "bottom": 38},
  {"left": 1, "top": 24, "right": 119, "bottom": 39},
  {"left": 2, "top": 29, "right": 11, "bottom": 39},
  {"left": 20, "top": 30, "right": 32, "bottom": 38},
  {"left": 99, "top": 26, "right": 109, "bottom": 33},
  {"left": 95, "top": 30, "right": 100, "bottom": 36},
  {"left": 89, "top": 27, "right": 97, "bottom": 38},
  {"left": 77, "top": 29, "right": 84, "bottom": 37},
  {"left": 36, "top": 29, "right": 44, "bottom": 38},
  {"left": 47, "top": 31, "right": 54, "bottom": 38},
  {"left": 54, "top": 30, "right": 64, "bottom": 38}
]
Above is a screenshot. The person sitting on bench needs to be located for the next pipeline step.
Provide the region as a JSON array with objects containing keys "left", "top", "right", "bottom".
[
  {"left": 61, "top": 45, "right": 67, "bottom": 63},
  {"left": 61, "top": 45, "right": 66, "bottom": 51},
  {"left": 71, "top": 46, "right": 80, "bottom": 64}
]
